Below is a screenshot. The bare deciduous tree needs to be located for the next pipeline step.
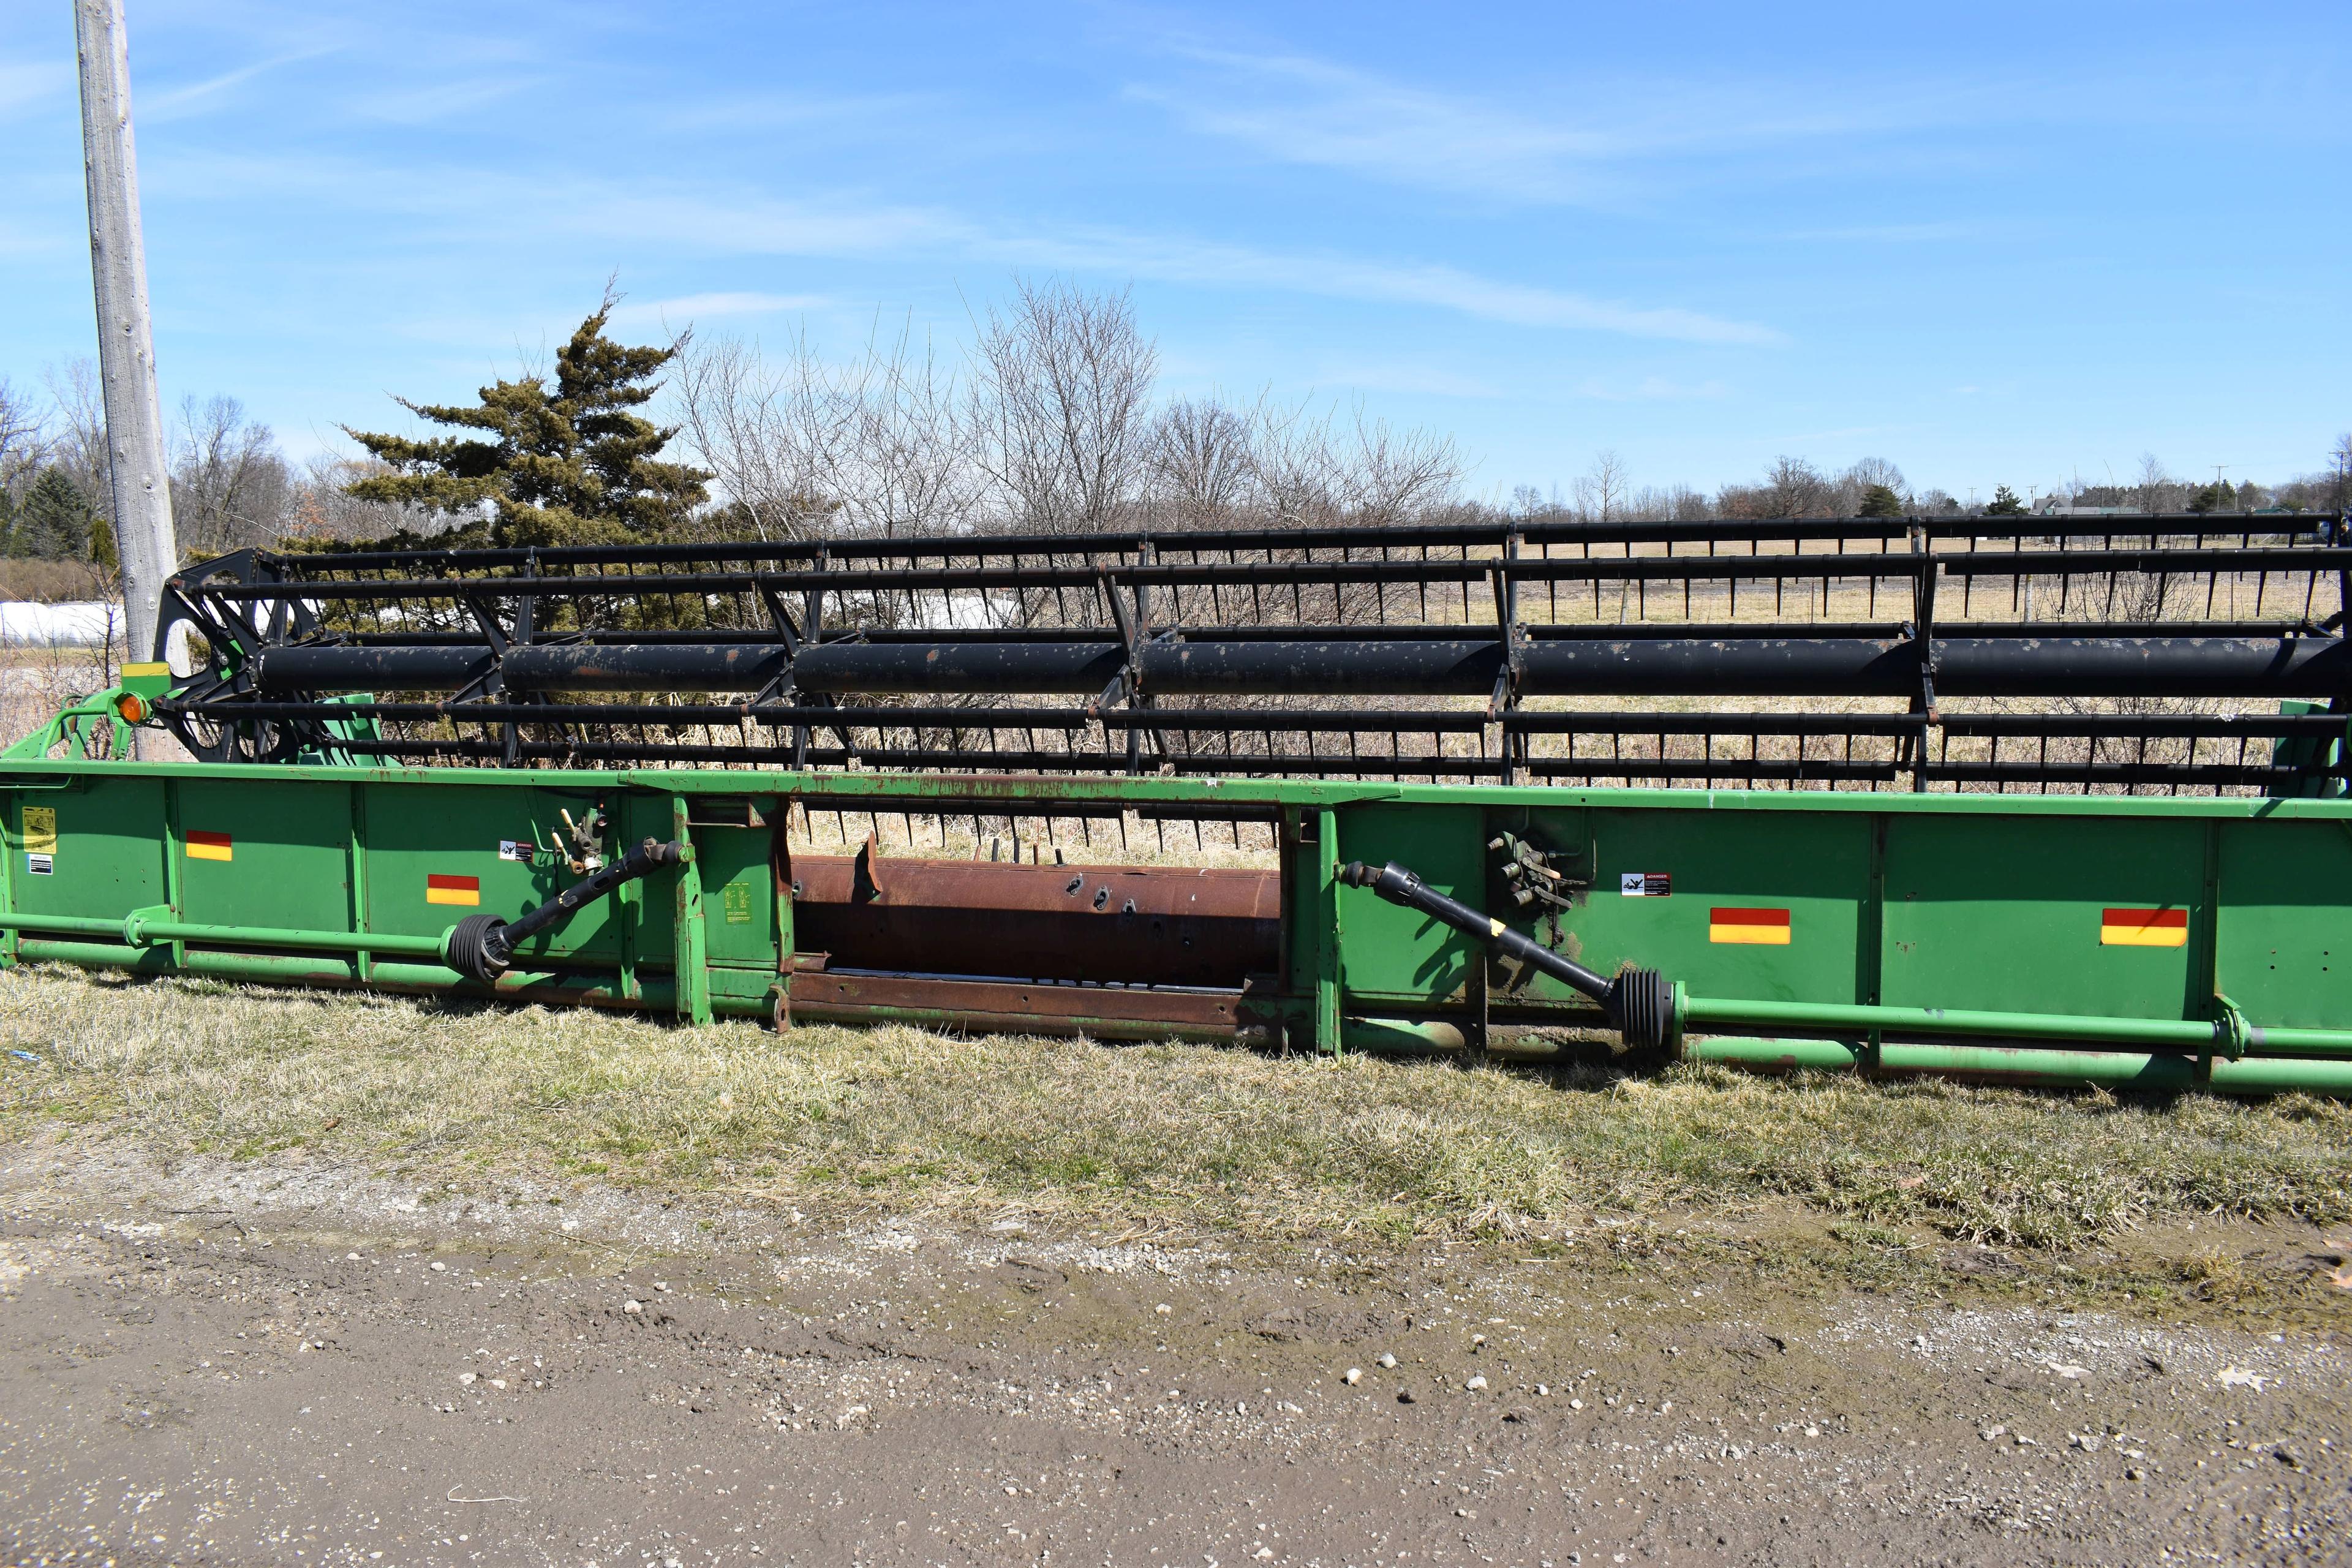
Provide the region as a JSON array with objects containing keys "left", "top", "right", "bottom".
[
  {"left": 1243, "top": 399, "right": 1346, "bottom": 529},
  {"left": 1345, "top": 409, "right": 1462, "bottom": 528},
  {"left": 667, "top": 281, "right": 1466, "bottom": 554},
  {"left": 1245, "top": 400, "right": 1462, "bottom": 531},
  {"left": 1763, "top": 454, "right": 1830, "bottom": 517},
  {"left": 1719, "top": 455, "right": 1831, "bottom": 519},
  {"left": 2133, "top": 452, "right": 2188, "bottom": 515},
  {"left": 1848, "top": 456, "right": 1906, "bottom": 494},
  {"left": 671, "top": 330, "right": 844, "bottom": 542},
  {"left": 1659, "top": 483, "right": 1711, "bottom": 522},
  {"left": 1147, "top": 398, "right": 1256, "bottom": 530},
  {"left": 673, "top": 318, "right": 982, "bottom": 542},
  {"left": 171, "top": 394, "right": 291, "bottom": 553},
  {"left": 42, "top": 360, "right": 109, "bottom": 508},
  {"left": 1573, "top": 449, "right": 1629, "bottom": 523},
  {"left": 284, "top": 454, "right": 437, "bottom": 541},
  {"left": 967, "top": 279, "right": 1158, "bottom": 535},
  {"left": 0, "top": 380, "right": 47, "bottom": 505},
  {"left": 836, "top": 323, "right": 981, "bottom": 538}
]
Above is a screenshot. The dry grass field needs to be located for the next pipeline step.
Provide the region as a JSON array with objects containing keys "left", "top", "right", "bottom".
[{"left": 5, "top": 966, "right": 2348, "bottom": 1264}]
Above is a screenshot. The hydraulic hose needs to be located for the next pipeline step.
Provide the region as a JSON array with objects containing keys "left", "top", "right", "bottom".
[
  {"left": 443, "top": 837, "right": 687, "bottom": 985},
  {"left": 1339, "top": 859, "right": 1674, "bottom": 1050}
]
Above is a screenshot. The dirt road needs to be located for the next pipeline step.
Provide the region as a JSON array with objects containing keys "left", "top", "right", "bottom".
[{"left": 1, "top": 1144, "right": 2345, "bottom": 1567}]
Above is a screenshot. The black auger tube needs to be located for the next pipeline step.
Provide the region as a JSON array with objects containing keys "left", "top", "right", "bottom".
[
  {"left": 1340, "top": 860, "right": 1675, "bottom": 1050},
  {"left": 252, "top": 633, "right": 2352, "bottom": 700},
  {"left": 443, "top": 837, "right": 687, "bottom": 986}
]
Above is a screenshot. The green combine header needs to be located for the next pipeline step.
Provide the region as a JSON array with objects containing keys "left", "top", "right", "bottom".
[{"left": 5, "top": 513, "right": 2350, "bottom": 1095}]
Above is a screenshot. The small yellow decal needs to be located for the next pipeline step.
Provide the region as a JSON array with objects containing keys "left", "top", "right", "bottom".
[
  {"left": 21, "top": 807, "right": 56, "bottom": 855},
  {"left": 723, "top": 881, "right": 755, "bottom": 925}
]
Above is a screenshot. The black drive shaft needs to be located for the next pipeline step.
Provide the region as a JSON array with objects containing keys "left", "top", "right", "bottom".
[
  {"left": 443, "top": 837, "right": 687, "bottom": 985},
  {"left": 1340, "top": 859, "right": 1674, "bottom": 1050}
]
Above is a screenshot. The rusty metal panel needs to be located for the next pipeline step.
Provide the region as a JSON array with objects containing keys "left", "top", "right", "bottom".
[
  {"left": 786, "top": 968, "right": 1242, "bottom": 1041},
  {"left": 789, "top": 845, "right": 1278, "bottom": 988}
]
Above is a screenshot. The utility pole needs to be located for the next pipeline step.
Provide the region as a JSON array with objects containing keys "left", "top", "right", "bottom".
[{"left": 74, "top": 0, "right": 176, "bottom": 673}]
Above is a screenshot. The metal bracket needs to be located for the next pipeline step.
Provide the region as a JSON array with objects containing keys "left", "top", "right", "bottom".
[
  {"left": 452, "top": 592, "right": 532, "bottom": 763},
  {"left": 1905, "top": 533, "right": 1942, "bottom": 791},
  {"left": 1098, "top": 554, "right": 1163, "bottom": 774},
  {"left": 2213, "top": 992, "right": 2250, "bottom": 1061},
  {"left": 121, "top": 903, "right": 175, "bottom": 948},
  {"left": 752, "top": 556, "right": 830, "bottom": 765},
  {"left": 755, "top": 579, "right": 807, "bottom": 658},
  {"left": 1488, "top": 532, "right": 1528, "bottom": 783}
]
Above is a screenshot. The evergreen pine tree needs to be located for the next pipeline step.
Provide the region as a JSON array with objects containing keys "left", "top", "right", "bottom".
[
  {"left": 343, "top": 292, "right": 711, "bottom": 546},
  {"left": 1985, "top": 484, "right": 2027, "bottom": 516},
  {"left": 16, "top": 468, "right": 96, "bottom": 560},
  {"left": 2186, "top": 481, "right": 2232, "bottom": 515},
  {"left": 1856, "top": 483, "right": 1904, "bottom": 518}
]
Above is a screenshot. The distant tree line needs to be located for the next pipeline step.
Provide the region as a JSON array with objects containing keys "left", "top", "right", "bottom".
[
  {"left": 348, "top": 280, "right": 2350, "bottom": 549},
  {"left": 0, "top": 363, "right": 429, "bottom": 598},
  {"left": 8, "top": 279, "right": 2348, "bottom": 582}
]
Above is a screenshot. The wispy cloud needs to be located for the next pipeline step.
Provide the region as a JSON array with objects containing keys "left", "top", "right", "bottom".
[
  {"left": 0, "top": 219, "right": 64, "bottom": 260},
  {"left": 143, "top": 46, "right": 341, "bottom": 124},
  {"left": 575, "top": 192, "right": 1780, "bottom": 344},
  {"left": 650, "top": 91, "right": 938, "bottom": 135},
  {"left": 607, "top": 290, "right": 830, "bottom": 327},
  {"left": 353, "top": 75, "right": 541, "bottom": 126},
  {"left": 1126, "top": 50, "right": 1627, "bottom": 206},
  {"left": 1310, "top": 361, "right": 1504, "bottom": 400},
  {"left": 1035, "top": 235, "right": 1781, "bottom": 345},
  {"left": 1779, "top": 220, "right": 2008, "bottom": 243},
  {"left": 1574, "top": 375, "right": 1732, "bottom": 402},
  {"left": 148, "top": 149, "right": 1781, "bottom": 347},
  {"left": 1127, "top": 44, "right": 1989, "bottom": 207},
  {"left": 0, "top": 58, "right": 70, "bottom": 121}
]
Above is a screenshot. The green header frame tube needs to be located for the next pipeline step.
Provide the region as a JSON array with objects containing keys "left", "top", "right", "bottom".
[{"left": 1681, "top": 1033, "right": 2352, "bottom": 1097}]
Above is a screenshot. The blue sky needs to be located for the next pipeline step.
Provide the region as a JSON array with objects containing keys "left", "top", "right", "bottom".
[{"left": 3, "top": 1, "right": 2346, "bottom": 501}]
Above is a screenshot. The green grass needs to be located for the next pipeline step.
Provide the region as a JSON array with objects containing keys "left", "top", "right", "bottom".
[{"left": 2, "top": 964, "right": 2348, "bottom": 1251}]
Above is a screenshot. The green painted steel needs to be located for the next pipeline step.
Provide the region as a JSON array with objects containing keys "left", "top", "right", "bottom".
[
  {"left": 1682, "top": 1035, "right": 2352, "bottom": 1096},
  {"left": 3, "top": 911, "right": 443, "bottom": 957},
  {"left": 4, "top": 690, "right": 2352, "bottom": 1095},
  {"left": 1678, "top": 991, "right": 2244, "bottom": 1051},
  {"left": 1685, "top": 1033, "right": 2209, "bottom": 1089}
]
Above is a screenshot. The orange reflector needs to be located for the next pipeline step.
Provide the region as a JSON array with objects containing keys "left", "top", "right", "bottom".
[
  {"left": 186, "top": 829, "right": 232, "bottom": 862},
  {"left": 2100, "top": 907, "right": 2188, "bottom": 947},
  {"left": 426, "top": 873, "right": 481, "bottom": 907},
  {"left": 113, "top": 693, "right": 149, "bottom": 723},
  {"left": 1709, "top": 907, "right": 1791, "bottom": 944}
]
